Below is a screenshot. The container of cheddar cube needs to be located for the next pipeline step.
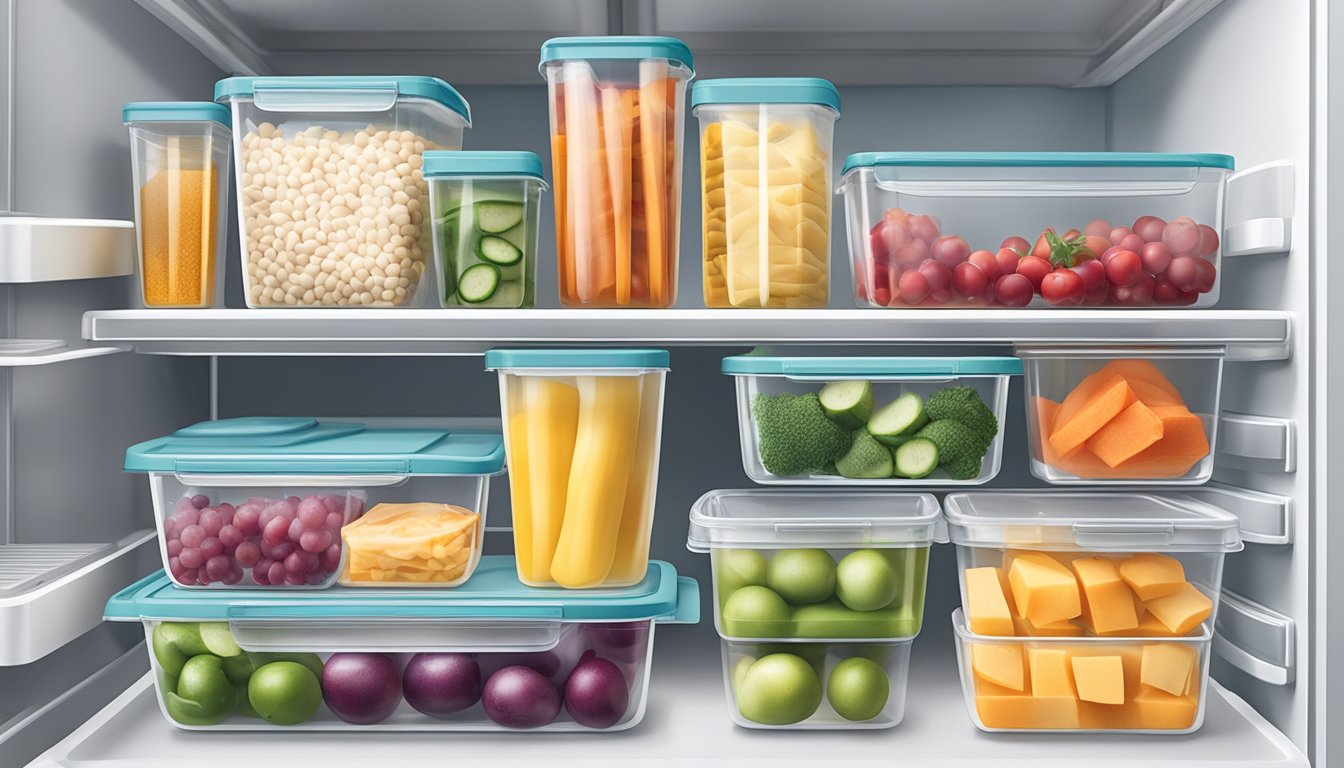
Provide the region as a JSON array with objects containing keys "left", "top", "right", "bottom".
[
  {"left": 692, "top": 78, "right": 840, "bottom": 308},
  {"left": 125, "top": 417, "right": 505, "bottom": 589},
  {"left": 1018, "top": 347, "right": 1223, "bottom": 484},
  {"left": 945, "top": 491, "right": 1242, "bottom": 733}
]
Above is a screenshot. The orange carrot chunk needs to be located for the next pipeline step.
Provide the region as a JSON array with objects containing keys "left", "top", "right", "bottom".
[
  {"left": 1049, "top": 375, "right": 1137, "bottom": 457},
  {"left": 1086, "top": 400, "right": 1165, "bottom": 468}
]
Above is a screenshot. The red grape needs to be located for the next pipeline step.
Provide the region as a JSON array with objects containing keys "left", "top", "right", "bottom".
[
  {"left": 1001, "top": 236, "right": 1031, "bottom": 254},
  {"left": 1109, "top": 226, "right": 1133, "bottom": 244},
  {"left": 967, "top": 250, "right": 1001, "bottom": 281},
  {"left": 205, "top": 556, "right": 230, "bottom": 581},
  {"left": 1132, "top": 215, "right": 1166, "bottom": 242},
  {"left": 1140, "top": 241, "right": 1173, "bottom": 275},
  {"left": 1071, "top": 260, "right": 1107, "bottom": 293},
  {"left": 1174, "top": 289, "right": 1199, "bottom": 306},
  {"left": 1197, "top": 224, "right": 1220, "bottom": 256},
  {"left": 262, "top": 515, "right": 289, "bottom": 545},
  {"left": 1084, "top": 218, "right": 1111, "bottom": 238},
  {"left": 1153, "top": 277, "right": 1181, "bottom": 304},
  {"left": 872, "top": 284, "right": 892, "bottom": 307},
  {"left": 994, "top": 273, "right": 1034, "bottom": 307},
  {"left": 262, "top": 540, "right": 295, "bottom": 561},
  {"left": 223, "top": 566, "right": 244, "bottom": 586},
  {"left": 908, "top": 213, "right": 940, "bottom": 243},
  {"left": 1167, "top": 256, "right": 1198, "bottom": 291},
  {"left": 191, "top": 494, "right": 210, "bottom": 510},
  {"left": 235, "top": 541, "right": 261, "bottom": 568},
  {"left": 219, "top": 524, "right": 243, "bottom": 551},
  {"left": 918, "top": 259, "right": 952, "bottom": 292},
  {"left": 869, "top": 221, "right": 893, "bottom": 265},
  {"left": 1104, "top": 249, "right": 1142, "bottom": 286},
  {"left": 931, "top": 236, "right": 971, "bottom": 268},
  {"left": 325, "top": 511, "right": 345, "bottom": 531},
  {"left": 166, "top": 539, "right": 183, "bottom": 558},
  {"left": 233, "top": 503, "right": 261, "bottom": 536},
  {"left": 930, "top": 287, "right": 953, "bottom": 304},
  {"left": 898, "top": 269, "right": 931, "bottom": 304},
  {"left": 994, "top": 247, "right": 1021, "bottom": 276},
  {"left": 216, "top": 502, "right": 235, "bottom": 523},
  {"left": 1163, "top": 216, "right": 1200, "bottom": 255},
  {"left": 895, "top": 240, "right": 929, "bottom": 270},
  {"left": 180, "top": 524, "right": 205, "bottom": 548},
  {"left": 952, "top": 262, "right": 989, "bottom": 297},
  {"left": 1015, "top": 255, "right": 1052, "bottom": 292},
  {"left": 180, "top": 569, "right": 198, "bottom": 584},
  {"left": 1119, "top": 233, "right": 1146, "bottom": 253},
  {"left": 288, "top": 516, "right": 306, "bottom": 543},
  {"left": 300, "top": 528, "right": 334, "bottom": 554},
  {"left": 200, "top": 509, "right": 223, "bottom": 538},
  {"left": 321, "top": 544, "right": 344, "bottom": 573},
  {"left": 168, "top": 556, "right": 184, "bottom": 579},
  {"left": 298, "top": 497, "right": 327, "bottom": 528},
  {"left": 1041, "top": 269, "right": 1085, "bottom": 306},
  {"left": 1192, "top": 258, "right": 1217, "bottom": 293},
  {"left": 1083, "top": 285, "right": 1110, "bottom": 306},
  {"left": 267, "top": 561, "right": 287, "bottom": 586},
  {"left": 179, "top": 547, "right": 204, "bottom": 570},
  {"left": 199, "top": 537, "right": 224, "bottom": 560},
  {"left": 285, "top": 572, "right": 306, "bottom": 586}
]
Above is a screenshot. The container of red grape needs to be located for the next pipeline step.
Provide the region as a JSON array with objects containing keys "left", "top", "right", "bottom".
[
  {"left": 837, "top": 152, "right": 1233, "bottom": 308},
  {"left": 124, "top": 417, "right": 504, "bottom": 589}
]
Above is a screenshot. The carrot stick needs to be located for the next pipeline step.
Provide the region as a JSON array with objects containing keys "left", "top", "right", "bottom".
[
  {"left": 602, "top": 87, "right": 634, "bottom": 306},
  {"left": 563, "top": 61, "right": 612, "bottom": 303},
  {"left": 638, "top": 62, "right": 670, "bottom": 307},
  {"left": 551, "top": 134, "right": 574, "bottom": 300}
]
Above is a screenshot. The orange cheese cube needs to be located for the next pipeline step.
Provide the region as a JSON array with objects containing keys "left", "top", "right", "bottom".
[
  {"left": 1131, "top": 687, "right": 1199, "bottom": 730},
  {"left": 1145, "top": 583, "right": 1214, "bottom": 635},
  {"left": 972, "top": 643, "right": 1025, "bottom": 691},
  {"left": 1141, "top": 644, "right": 1199, "bottom": 696},
  {"left": 1099, "top": 612, "right": 1178, "bottom": 638},
  {"left": 1009, "top": 553, "right": 1082, "bottom": 626},
  {"left": 1071, "top": 655, "right": 1125, "bottom": 705},
  {"left": 1028, "top": 647, "right": 1077, "bottom": 698},
  {"left": 1049, "top": 374, "right": 1137, "bottom": 457},
  {"left": 1117, "top": 553, "right": 1187, "bottom": 601},
  {"left": 966, "top": 567, "right": 1016, "bottom": 636},
  {"left": 1086, "top": 400, "right": 1165, "bottom": 468},
  {"left": 1072, "top": 556, "right": 1140, "bottom": 635},
  {"left": 975, "top": 680, "right": 1080, "bottom": 730},
  {"left": 1012, "top": 613, "right": 1085, "bottom": 637}
]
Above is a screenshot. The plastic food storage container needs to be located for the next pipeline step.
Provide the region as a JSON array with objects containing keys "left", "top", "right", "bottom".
[
  {"left": 105, "top": 556, "right": 699, "bottom": 731},
  {"left": 837, "top": 152, "right": 1234, "bottom": 308},
  {"left": 123, "top": 102, "right": 231, "bottom": 308},
  {"left": 687, "top": 489, "right": 943, "bottom": 640},
  {"left": 214, "top": 76, "right": 472, "bottom": 308},
  {"left": 691, "top": 78, "right": 840, "bottom": 308},
  {"left": 722, "top": 354, "right": 1021, "bottom": 484},
  {"left": 125, "top": 417, "right": 505, "bottom": 589},
  {"left": 540, "top": 37, "right": 694, "bottom": 307},
  {"left": 485, "top": 349, "right": 668, "bottom": 588},
  {"left": 424, "top": 151, "right": 546, "bottom": 308},
  {"left": 952, "top": 609, "right": 1213, "bottom": 732},
  {"left": 1018, "top": 347, "right": 1224, "bottom": 484}
]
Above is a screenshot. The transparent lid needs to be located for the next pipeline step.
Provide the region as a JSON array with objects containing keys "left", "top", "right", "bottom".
[
  {"left": 687, "top": 489, "right": 945, "bottom": 551},
  {"left": 943, "top": 492, "right": 1242, "bottom": 552}
]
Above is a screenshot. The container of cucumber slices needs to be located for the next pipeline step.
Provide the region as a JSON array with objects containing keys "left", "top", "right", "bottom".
[{"left": 425, "top": 151, "right": 547, "bottom": 308}]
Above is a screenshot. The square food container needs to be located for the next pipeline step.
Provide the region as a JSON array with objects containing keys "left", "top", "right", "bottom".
[
  {"left": 540, "top": 37, "right": 694, "bottom": 307},
  {"left": 952, "top": 609, "right": 1213, "bottom": 733},
  {"left": 722, "top": 354, "right": 1021, "bottom": 484},
  {"left": 123, "top": 102, "right": 232, "bottom": 308},
  {"left": 1018, "top": 347, "right": 1224, "bottom": 484},
  {"left": 424, "top": 150, "right": 546, "bottom": 308},
  {"left": 837, "top": 152, "right": 1233, "bottom": 308},
  {"left": 105, "top": 557, "right": 699, "bottom": 731},
  {"left": 214, "top": 76, "right": 472, "bottom": 308},
  {"left": 125, "top": 417, "right": 505, "bottom": 589},
  {"left": 691, "top": 78, "right": 840, "bottom": 308},
  {"left": 486, "top": 349, "right": 668, "bottom": 589},
  {"left": 687, "top": 489, "right": 943, "bottom": 641}
]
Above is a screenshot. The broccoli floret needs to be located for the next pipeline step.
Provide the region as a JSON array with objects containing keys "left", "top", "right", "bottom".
[
  {"left": 752, "top": 392, "right": 853, "bottom": 476},
  {"left": 835, "top": 428, "right": 895, "bottom": 479},
  {"left": 916, "top": 419, "right": 981, "bottom": 464},
  {"left": 926, "top": 387, "right": 998, "bottom": 451},
  {"left": 945, "top": 454, "right": 984, "bottom": 481}
]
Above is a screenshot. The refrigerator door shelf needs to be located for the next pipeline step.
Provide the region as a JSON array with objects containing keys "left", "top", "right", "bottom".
[{"left": 0, "top": 216, "right": 134, "bottom": 283}]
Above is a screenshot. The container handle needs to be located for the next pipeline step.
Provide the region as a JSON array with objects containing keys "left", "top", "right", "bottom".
[
  {"left": 773, "top": 521, "right": 873, "bottom": 534},
  {"left": 173, "top": 462, "right": 412, "bottom": 484},
  {"left": 227, "top": 604, "right": 565, "bottom": 621},
  {"left": 252, "top": 80, "right": 399, "bottom": 113},
  {"left": 1071, "top": 521, "right": 1175, "bottom": 548}
]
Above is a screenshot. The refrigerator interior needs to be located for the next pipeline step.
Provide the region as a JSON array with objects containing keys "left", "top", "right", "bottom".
[{"left": 0, "top": 0, "right": 1324, "bottom": 765}]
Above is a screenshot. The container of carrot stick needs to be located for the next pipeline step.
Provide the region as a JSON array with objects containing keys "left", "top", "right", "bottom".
[{"left": 540, "top": 37, "right": 694, "bottom": 308}]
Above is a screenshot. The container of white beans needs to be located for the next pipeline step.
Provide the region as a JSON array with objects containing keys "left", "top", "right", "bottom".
[{"left": 214, "top": 76, "right": 472, "bottom": 307}]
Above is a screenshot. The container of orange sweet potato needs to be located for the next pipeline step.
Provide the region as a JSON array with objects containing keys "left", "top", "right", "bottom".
[{"left": 1017, "top": 347, "right": 1224, "bottom": 485}]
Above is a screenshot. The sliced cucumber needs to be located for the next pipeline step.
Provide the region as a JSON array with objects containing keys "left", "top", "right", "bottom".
[
  {"left": 477, "top": 234, "right": 524, "bottom": 266},
  {"left": 475, "top": 200, "right": 525, "bottom": 233},
  {"left": 893, "top": 437, "right": 939, "bottom": 479},
  {"left": 869, "top": 392, "right": 929, "bottom": 446},
  {"left": 457, "top": 263, "right": 501, "bottom": 304},
  {"left": 819, "top": 380, "right": 873, "bottom": 429}
]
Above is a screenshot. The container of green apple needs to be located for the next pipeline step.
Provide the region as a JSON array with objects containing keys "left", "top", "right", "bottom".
[{"left": 687, "top": 489, "right": 944, "bottom": 729}]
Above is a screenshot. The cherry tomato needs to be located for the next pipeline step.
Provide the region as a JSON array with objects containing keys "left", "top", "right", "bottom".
[
  {"left": 1103, "top": 249, "right": 1142, "bottom": 286},
  {"left": 1031, "top": 230, "right": 1054, "bottom": 259},
  {"left": 898, "top": 269, "right": 931, "bottom": 304},
  {"left": 967, "top": 250, "right": 1001, "bottom": 281},
  {"left": 1128, "top": 271, "right": 1155, "bottom": 304},
  {"left": 1140, "top": 241, "right": 1173, "bottom": 275},
  {"left": 1084, "top": 218, "right": 1112, "bottom": 238},
  {"left": 1061, "top": 228, "right": 1082, "bottom": 242},
  {"left": 1100, "top": 245, "right": 1126, "bottom": 263},
  {"left": 1163, "top": 216, "right": 1200, "bottom": 255},
  {"left": 908, "top": 213, "right": 941, "bottom": 243},
  {"left": 1166, "top": 256, "right": 1198, "bottom": 291},
  {"left": 1109, "top": 225, "right": 1133, "bottom": 245},
  {"left": 931, "top": 235, "right": 971, "bottom": 268},
  {"left": 1016, "top": 255, "right": 1052, "bottom": 291},
  {"left": 1197, "top": 224, "right": 1220, "bottom": 257},
  {"left": 1192, "top": 258, "right": 1217, "bottom": 293},
  {"left": 994, "top": 273, "right": 1034, "bottom": 307},
  {"left": 1173, "top": 289, "right": 1199, "bottom": 306},
  {"left": 1119, "top": 233, "right": 1146, "bottom": 253},
  {"left": 869, "top": 221, "right": 892, "bottom": 264},
  {"left": 918, "top": 258, "right": 952, "bottom": 292},
  {"left": 895, "top": 239, "right": 929, "bottom": 270},
  {"left": 1153, "top": 277, "right": 1181, "bottom": 304},
  {"left": 952, "top": 262, "right": 989, "bottom": 297},
  {"left": 1071, "top": 260, "right": 1107, "bottom": 293},
  {"left": 1082, "top": 235, "right": 1110, "bottom": 260},
  {"left": 1132, "top": 215, "right": 1166, "bottom": 242},
  {"left": 1041, "top": 269, "right": 1085, "bottom": 306},
  {"left": 995, "top": 247, "right": 1021, "bottom": 276},
  {"left": 1001, "top": 236, "right": 1031, "bottom": 254}
]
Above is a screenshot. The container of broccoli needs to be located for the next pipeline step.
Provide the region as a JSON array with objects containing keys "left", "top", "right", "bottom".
[{"left": 722, "top": 355, "right": 1022, "bottom": 485}]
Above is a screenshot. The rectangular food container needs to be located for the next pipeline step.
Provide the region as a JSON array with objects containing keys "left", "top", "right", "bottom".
[
  {"left": 540, "top": 37, "right": 694, "bottom": 308},
  {"left": 692, "top": 78, "right": 840, "bottom": 308},
  {"left": 952, "top": 609, "right": 1213, "bottom": 732},
  {"left": 722, "top": 354, "right": 1021, "bottom": 484},
  {"left": 104, "top": 556, "right": 699, "bottom": 731},
  {"left": 945, "top": 491, "right": 1241, "bottom": 643},
  {"left": 125, "top": 417, "right": 504, "bottom": 589},
  {"left": 837, "top": 152, "right": 1233, "bottom": 308},
  {"left": 1018, "top": 347, "right": 1224, "bottom": 484},
  {"left": 687, "top": 489, "right": 943, "bottom": 640},
  {"left": 214, "top": 76, "right": 472, "bottom": 308},
  {"left": 486, "top": 349, "right": 668, "bottom": 589},
  {"left": 123, "top": 102, "right": 231, "bottom": 308},
  {"left": 424, "top": 150, "right": 546, "bottom": 308}
]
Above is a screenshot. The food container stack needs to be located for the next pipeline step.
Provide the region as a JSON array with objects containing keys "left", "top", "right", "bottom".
[
  {"left": 945, "top": 491, "right": 1242, "bottom": 733},
  {"left": 688, "top": 489, "right": 944, "bottom": 728}
]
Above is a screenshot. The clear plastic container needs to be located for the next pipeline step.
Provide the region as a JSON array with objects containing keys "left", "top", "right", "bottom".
[
  {"left": 691, "top": 79, "right": 840, "bottom": 308},
  {"left": 540, "top": 37, "right": 694, "bottom": 307},
  {"left": 722, "top": 355, "right": 1021, "bottom": 485},
  {"left": 123, "top": 102, "right": 231, "bottom": 308},
  {"left": 424, "top": 151, "right": 546, "bottom": 308},
  {"left": 945, "top": 491, "right": 1242, "bottom": 643},
  {"left": 104, "top": 558, "right": 699, "bottom": 731},
  {"left": 486, "top": 349, "right": 668, "bottom": 588},
  {"left": 837, "top": 152, "right": 1234, "bottom": 308},
  {"left": 125, "top": 417, "right": 505, "bottom": 589},
  {"left": 952, "top": 609, "right": 1213, "bottom": 733},
  {"left": 721, "top": 638, "right": 912, "bottom": 729},
  {"left": 1018, "top": 347, "right": 1224, "bottom": 484},
  {"left": 214, "top": 76, "right": 472, "bottom": 308},
  {"left": 687, "top": 489, "right": 943, "bottom": 640}
]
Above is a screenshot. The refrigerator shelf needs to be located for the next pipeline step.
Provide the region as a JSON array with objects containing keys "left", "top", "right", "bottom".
[
  {"left": 0, "top": 342, "right": 128, "bottom": 368},
  {"left": 82, "top": 309, "right": 1293, "bottom": 361}
]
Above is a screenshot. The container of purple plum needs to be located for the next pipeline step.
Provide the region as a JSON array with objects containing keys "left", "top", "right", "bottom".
[
  {"left": 103, "top": 555, "right": 700, "bottom": 730},
  {"left": 125, "top": 416, "right": 505, "bottom": 589}
]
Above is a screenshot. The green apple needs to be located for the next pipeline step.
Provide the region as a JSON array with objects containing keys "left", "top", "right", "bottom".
[
  {"left": 248, "top": 661, "right": 322, "bottom": 726},
  {"left": 755, "top": 642, "right": 827, "bottom": 677},
  {"left": 166, "top": 654, "right": 235, "bottom": 725},
  {"left": 766, "top": 549, "right": 836, "bottom": 605},
  {"left": 881, "top": 547, "right": 928, "bottom": 611},
  {"left": 235, "top": 684, "right": 259, "bottom": 717},
  {"left": 199, "top": 622, "right": 242, "bottom": 657},
  {"left": 248, "top": 651, "right": 324, "bottom": 680},
  {"left": 222, "top": 652, "right": 256, "bottom": 686},
  {"left": 731, "top": 656, "right": 755, "bottom": 693},
  {"left": 152, "top": 622, "right": 208, "bottom": 677},
  {"left": 826, "top": 656, "right": 890, "bottom": 721},
  {"left": 715, "top": 550, "right": 769, "bottom": 608},
  {"left": 835, "top": 550, "right": 901, "bottom": 611},
  {"left": 736, "top": 653, "right": 822, "bottom": 725},
  {"left": 722, "top": 585, "right": 792, "bottom": 637}
]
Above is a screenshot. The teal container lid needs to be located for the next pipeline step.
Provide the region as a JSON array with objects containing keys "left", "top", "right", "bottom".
[
  {"left": 214, "top": 76, "right": 471, "bottom": 125},
  {"left": 841, "top": 151, "right": 1235, "bottom": 176},
  {"left": 721, "top": 355, "right": 1022, "bottom": 377},
  {"left": 539, "top": 36, "right": 693, "bottom": 72},
  {"left": 123, "top": 101, "right": 231, "bottom": 128},
  {"left": 486, "top": 349, "right": 669, "bottom": 370},
  {"left": 691, "top": 78, "right": 840, "bottom": 113},
  {"left": 106, "top": 557, "right": 700, "bottom": 624},
  {"left": 125, "top": 417, "right": 504, "bottom": 476},
  {"left": 423, "top": 150, "right": 545, "bottom": 180}
]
